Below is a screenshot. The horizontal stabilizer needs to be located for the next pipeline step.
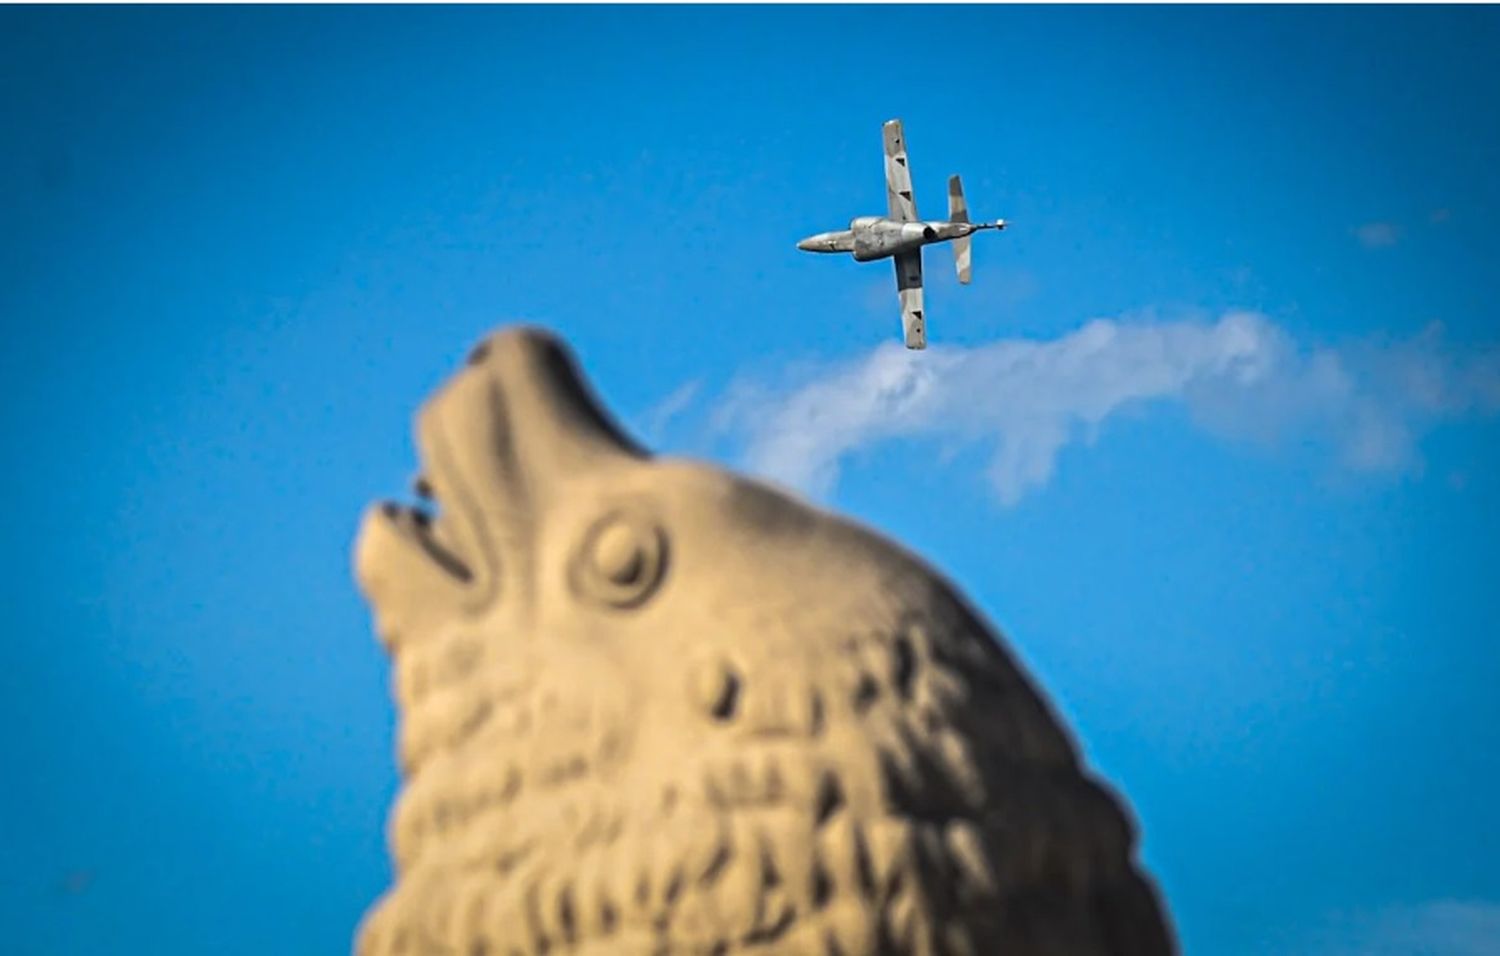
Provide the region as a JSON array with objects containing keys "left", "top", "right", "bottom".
[
  {"left": 947, "top": 175, "right": 969, "bottom": 223},
  {"left": 949, "top": 175, "right": 972, "bottom": 284}
]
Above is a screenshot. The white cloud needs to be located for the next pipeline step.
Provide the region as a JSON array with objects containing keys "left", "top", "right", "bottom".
[
  {"left": 637, "top": 378, "right": 702, "bottom": 444},
  {"left": 1303, "top": 900, "right": 1500, "bottom": 956},
  {"left": 711, "top": 312, "right": 1500, "bottom": 506},
  {"left": 1355, "top": 221, "right": 1402, "bottom": 248}
]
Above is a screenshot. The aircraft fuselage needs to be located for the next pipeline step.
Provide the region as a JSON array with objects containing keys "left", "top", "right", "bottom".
[{"left": 797, "top": 216, "right": 1001, "bottom": 262}]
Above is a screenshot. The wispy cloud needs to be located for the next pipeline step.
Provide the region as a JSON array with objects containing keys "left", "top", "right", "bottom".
[
  {"left": 1300, "top": 899, "right": 1500, "bottom": 956},
  {"left": 637, "top": 378, "right": 702, "bottom": 445},
  {"left": 1354, "top": 221, "right": 1402, "bottom": 248},
  {"left": 708, "top": 311, "right": 1500, "bottom": 505}
]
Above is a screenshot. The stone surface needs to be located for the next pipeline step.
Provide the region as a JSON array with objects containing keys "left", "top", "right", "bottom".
[{"left": 352, "top": 326, "right": 1177, "bottom": 955}]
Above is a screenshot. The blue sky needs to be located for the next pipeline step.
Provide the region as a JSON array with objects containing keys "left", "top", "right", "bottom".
[{"left": 3, "top": 6, "right": 1498, "bottom": 954}]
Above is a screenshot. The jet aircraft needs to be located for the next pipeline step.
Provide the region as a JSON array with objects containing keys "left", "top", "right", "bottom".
[{"left": 797, "top": 119, "right": 1007, "bottom": 349}]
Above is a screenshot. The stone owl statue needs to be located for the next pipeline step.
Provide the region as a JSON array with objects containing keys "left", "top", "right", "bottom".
[{"left": 352, "top": 326, "right": 1177, "bottom": 956}]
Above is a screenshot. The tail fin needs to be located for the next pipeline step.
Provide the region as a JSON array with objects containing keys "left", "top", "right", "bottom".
[{"left": 948, "top": 175, "right": 972, "bottom": 284}]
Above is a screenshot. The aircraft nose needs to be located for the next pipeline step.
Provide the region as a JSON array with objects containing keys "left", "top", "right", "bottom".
[{"left": 796, "top": 236, "right": 819, "bottom": 251}]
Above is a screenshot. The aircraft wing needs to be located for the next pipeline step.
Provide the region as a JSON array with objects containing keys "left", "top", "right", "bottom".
[
  {"left": 894, "top": 249, "right": 926, "bottom": 349},
  {"left": 883, "top": 119, "right": 918, "bottom": 223}
]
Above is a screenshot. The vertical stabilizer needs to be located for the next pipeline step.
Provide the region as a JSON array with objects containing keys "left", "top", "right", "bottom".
[{"left": 948, "top": 175, "right": 972, "bottom": 284}]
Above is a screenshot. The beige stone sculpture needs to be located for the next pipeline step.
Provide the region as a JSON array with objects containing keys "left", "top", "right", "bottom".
[{"left": 352, "top": 326, "right": 1177, "bottom": 956}]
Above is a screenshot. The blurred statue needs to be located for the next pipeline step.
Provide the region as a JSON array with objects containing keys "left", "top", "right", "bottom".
[{"left": 352, "top": 326, "right": 1176, "bottom": 955}]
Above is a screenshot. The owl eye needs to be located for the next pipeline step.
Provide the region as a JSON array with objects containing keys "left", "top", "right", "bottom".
[{"left": 571, "top": 511, "right": 668, "bottom": 609}]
